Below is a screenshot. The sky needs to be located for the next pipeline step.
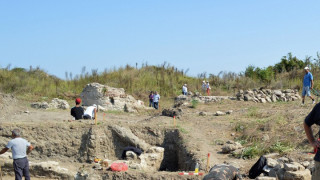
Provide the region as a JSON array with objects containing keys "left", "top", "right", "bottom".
[{"left": 0, "top": 1, "right": 320, "bottom": 79}]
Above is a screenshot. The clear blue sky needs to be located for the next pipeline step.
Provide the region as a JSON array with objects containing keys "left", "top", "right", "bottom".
[{"left": 1, "top": 1, "right": 319, "bottom": 79}]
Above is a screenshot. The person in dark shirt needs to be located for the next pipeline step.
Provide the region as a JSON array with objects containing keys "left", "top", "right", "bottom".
[
  {"left": 304, "top": 103, "right": 320, "bottom": 179},
  {"left": 71, "top": 98, "right": 84, "bottom": 120},
  {"left": 149, "top": 91, "right": 154, "bottom": 107}
]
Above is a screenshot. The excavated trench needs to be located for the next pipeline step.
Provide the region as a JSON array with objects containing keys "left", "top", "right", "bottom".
[
  {"left": 0, "top": 124, "right": 199, "bottom": 179},
  {"left": 160, "top": 129, "right": 198, "bottom": 171}
]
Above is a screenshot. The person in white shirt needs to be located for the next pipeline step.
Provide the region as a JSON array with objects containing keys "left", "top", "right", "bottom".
[
  {"left": 182, "top": 84, "right": 188, "bottom": 95},
  {"left": 83, "top": 104, "right": 97, "bottom": 119},
  {"left": 153, "top": 91, "right": 160, "bottom": 109},
  {"left": 0, "top": 129, "right": 34, "bottom": 180},
  {"left": 202, "top": 81, "right": 206, "bottom": 95}
]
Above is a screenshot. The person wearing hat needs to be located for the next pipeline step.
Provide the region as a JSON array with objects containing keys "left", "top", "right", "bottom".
[
  {"left": 182, "top": 84, "right": 188, "bottom": 95},
  {"left": 302, "top": 67, "right": 315, "bottom": 105},
  {"left": 71, "top": 98, "right": 84, "bottom": 120},
  {"left": 202, "top": 80, "right": 207, "bottom": 95},
  {"left": 83, "top": 104, "right": 97, "bottom": 120}
]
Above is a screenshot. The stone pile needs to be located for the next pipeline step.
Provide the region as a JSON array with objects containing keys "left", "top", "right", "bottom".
[
  {"left": 49, "top": 98, "right": 70, "bottom": 109},
  {"left": 236, "top": 89, "right": 301, "bottom": 103},
  {"left": 221, "top": 141, "right": 243, "bottom": 154},
  {"left": 126, "top": 147, "right": 165, "bottom": 171},
  {"left": 214, "top": 110, "right": 233, "bottom": 116},
  {"left": 174, "top": 95, "right": 234, "bottom": 107},
  {"left": 31, "top": 98, "right": 70, "bottom": 110},
  {"left": 256, "top": 156, "right": 312, "bottom": 180},
  {"left": 162, "top": 108, "right": 183, "bottom": 118},
  {"left": 80, "top": 83, "right": 146, "bottom": 113}
]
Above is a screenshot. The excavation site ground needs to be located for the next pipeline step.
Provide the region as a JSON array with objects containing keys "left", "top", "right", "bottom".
[{"left": 0, "top": 92, "right": 316, "bottom": 180}]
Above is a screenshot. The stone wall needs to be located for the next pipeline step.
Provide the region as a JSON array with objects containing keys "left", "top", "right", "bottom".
[
  {"left": 236, "top": 89, "right": 301, "bottom": 103},
  {"left": 80, "top": 83, "right": 146, "bottom": 113}
]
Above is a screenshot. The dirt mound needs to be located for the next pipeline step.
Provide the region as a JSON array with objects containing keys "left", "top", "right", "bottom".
[{"left": 0, "top": 93, "right": 19, "bottom": 119}]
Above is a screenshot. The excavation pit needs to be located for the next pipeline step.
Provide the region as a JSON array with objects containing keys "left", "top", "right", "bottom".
[{"left": 0, "top": 123, "right": 200, "bottom": 179}]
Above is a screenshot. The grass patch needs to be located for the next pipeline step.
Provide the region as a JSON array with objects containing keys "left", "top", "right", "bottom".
[
  {"left": 191, "top": 99, "right": 199, "bottom": 108},
  {"left": 247, "top": 107, "right": 259, "bottom": 118},
  {"left": 269, "top": 141, "right": 293, "bottom": 154},
  {"left": 275, "top": 115, "right": 287, "bottom": 125},
  {"left": 234, "top": 144, "right": 263, "bottom": 159},
  {"left": 234, "top": 141, "right": 294, "bottom": 159},
  {"left": 177, "top": 125, "right": 189, "bottom": 134},
  {"left": 234, "top": 123, "right": 246, "bottom": 132}
]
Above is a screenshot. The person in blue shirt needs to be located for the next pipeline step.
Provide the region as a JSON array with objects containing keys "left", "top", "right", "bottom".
[{"left": 302, "top": 67, "right": 315, "bottom": 105}]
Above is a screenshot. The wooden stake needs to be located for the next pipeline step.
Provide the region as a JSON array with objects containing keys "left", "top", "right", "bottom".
[
  {"left": 206, "top": 153, "right": 210, "bottom": 172},
  {"left": 173, "top": 116, "right": 176, "bottom": 127},
  {"left": 94, "top": 108, "right": 97, "bottom": 125},
  {"left": 0, "top": 163, "right": 2, "bottom": 180}
]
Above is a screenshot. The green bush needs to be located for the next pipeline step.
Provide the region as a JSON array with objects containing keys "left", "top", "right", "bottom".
[{"left": 191, "top": 99, "right": 199, "bottom": 108}]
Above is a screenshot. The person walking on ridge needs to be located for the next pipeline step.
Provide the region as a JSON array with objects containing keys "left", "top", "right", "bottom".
[{"left": 302, "top": 67, "right": 315, "bottom": 105}]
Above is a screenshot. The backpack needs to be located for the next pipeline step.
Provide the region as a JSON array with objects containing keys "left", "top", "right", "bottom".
[
  {"left": 110, "top": 162, "right": 128, "bottom": 172},
  {"left": 248, "top": 156, "right": 267, "bottom": 179}
]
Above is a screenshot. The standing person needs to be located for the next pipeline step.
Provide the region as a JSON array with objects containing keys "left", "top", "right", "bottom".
[
  {"left": 304, "top": 103, "right": 320, "bottom": 179},
  {"left": 202, "top": 81, "right": 207, "bottom": 95},
  {"left": 71, "top": 98, "right": 84, "bottom": 120},
  {"left": 148, "top": 91, "right": 154, "bottom": 107},
  {"left": 0, "top": 129, "right": 34, "bottom": 180},
  {"left": 83, "top": 104, "right": 97, "bottom": 119},
  {"left": 182, "top": 84, "right": 188, "bottom": 95},
  {"left": 302, "top": 67, "right": 315, "bottom": 105},
  {"left": 153, "top": 91, "right": 160, "bottom": 109},
  {"left": 206, "top": 81, "right": 211, "bottom": 96}
]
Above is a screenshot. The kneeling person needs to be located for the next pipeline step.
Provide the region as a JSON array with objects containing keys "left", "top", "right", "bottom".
[
  {"left": 71, "top": 98, "right": 84, "bottom": 120},
  {"left": 83, "top": 104, "right": 97, "bottom": 120}
]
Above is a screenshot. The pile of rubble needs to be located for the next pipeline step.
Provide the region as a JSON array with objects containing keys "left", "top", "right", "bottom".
[
  {"left": 174, "top": 95, "right": 234, "bottom": 107},
  {"left": 257, "top": 155, "right": 312, "bottom": 180},
  {"left": 220, "top": 140, "right": 313, "bottom": 180},
  {"left": 236, "top": 89, "right": 301, "bottom": 103},
  {"left": 31, "top": 98, "right": 70, "bottom": 110},
  {"left": 221, "top": 140, "right": 243, "bottom": 154},
  {"left": 162, "top": 108, "right": 183, "bottom": 118},
  {"left": 80, "top": 83, "right": 147, "bottom": 113}
]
